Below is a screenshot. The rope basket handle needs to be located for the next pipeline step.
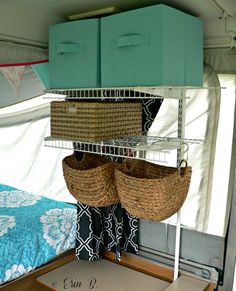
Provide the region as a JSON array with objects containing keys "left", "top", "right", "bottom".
[
  {"left": 125, "top": 158, "right": 134, "bottom": 171},
  {"left": 178, "top": 159, "right": 188, "bottom": 177}
]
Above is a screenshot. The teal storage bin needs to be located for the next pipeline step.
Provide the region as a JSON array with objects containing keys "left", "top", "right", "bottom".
[
  {"left": 101, "top": 5, "right": 203, "bottom": 87},
  {"left": 49, "top": 19, "right": 100, "bottom": 88}
]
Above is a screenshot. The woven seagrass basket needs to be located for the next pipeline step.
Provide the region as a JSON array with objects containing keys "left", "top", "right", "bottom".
[
  {"left": 62, "top": 153, "right": 119, "bottom": 207},
  {"left": 51, "top": 101, "right": 142, "bottom": 142},
  {"left": 115, "top": 159, "right": 192, "bottom": 221}
]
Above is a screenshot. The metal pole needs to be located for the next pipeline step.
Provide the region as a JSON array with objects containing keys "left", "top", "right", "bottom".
[{"left": 174, "top": 89, "right": 186, "bottom": 281}]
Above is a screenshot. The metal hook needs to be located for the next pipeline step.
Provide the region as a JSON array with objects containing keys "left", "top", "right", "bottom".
[{"left": 183, "top": 142, "right": 189, "bottom": 162}]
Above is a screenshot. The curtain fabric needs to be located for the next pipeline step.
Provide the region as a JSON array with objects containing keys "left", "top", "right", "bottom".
[
  {"left": 76, "top": 203, "right": 139, "bottom": 261},
  {"left": 142, "top": 99, "right": 163, "bottom": 134},
  {"left": 75, "top": 99, "right": 162, "bottom": 260}
]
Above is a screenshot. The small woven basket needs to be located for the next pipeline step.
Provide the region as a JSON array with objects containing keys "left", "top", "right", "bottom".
[
  {"left": 62, "top": 153, "right": 119, "bottom": 207},
  {"left": 115, "top": 159, "right": 192, "bottom": 221}
]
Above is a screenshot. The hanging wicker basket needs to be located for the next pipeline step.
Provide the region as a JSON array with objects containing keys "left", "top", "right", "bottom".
[
  {"left": 115, "top": 159, "right": 192, "bottom": 221},
  {"left": 62, "top": 153, "right": 119, "bottom": 207}
]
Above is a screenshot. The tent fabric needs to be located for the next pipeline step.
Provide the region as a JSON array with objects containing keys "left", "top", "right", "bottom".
[
  {"left": 32, "top": 63, "right": 49, "bottom": 89},
  {"left": 204, "top": 48, "right": 236, "bottom": 73},
  {"left": 0, "top": 41, "right": 48, "bottom": 64},
  {"left": 0, "top": 65, "right": 26, "bottom": 95},
  {"left": 207, "top": 74, "right": 236, "bottom": 236},
  {"left": 0, "top": 41, "right": 48, "bottom": 108},
  {"left": 147, "top": 65, "right": 221, "bottom": 234},
  {"left": 0, "top": 103, "right": 49, "bottom": 127},
  {"left": 0, "top": 66, "right": 225, "bottom": 235},
  {"left": 0, "top": 40, "right": 230, "bottom": 235},
  {"left": 0, "top": 65, "right": 45, "bottom": 108},
  {"left": 0, "top": 97, "right": 75, "bottom": 203}
]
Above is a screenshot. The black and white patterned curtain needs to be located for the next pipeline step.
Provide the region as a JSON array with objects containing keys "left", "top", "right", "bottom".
[
  {"left": 142, "top": 99, "right": 162, "bottom": 134},
  {"left": 76, "top": 203, "right": 139, "bottom": 260},
  {"left": 75, "top": 98, "right": 162, "bottom": 261}
]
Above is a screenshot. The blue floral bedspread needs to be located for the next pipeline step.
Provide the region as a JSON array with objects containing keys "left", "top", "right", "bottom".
[{"left": 0, "top": 184, "right": 77, "bottom": 285}]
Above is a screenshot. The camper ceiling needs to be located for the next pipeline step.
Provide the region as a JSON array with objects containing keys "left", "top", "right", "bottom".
[
  {"left": 1, "top": 0, "right": 236, "bottom": 47},
  {"left": 5, "top": 0, "right": 236, "bottom": 17}
]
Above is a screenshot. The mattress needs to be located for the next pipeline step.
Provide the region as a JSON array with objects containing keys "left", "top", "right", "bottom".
[{"left": 0, "top": 184, "right": 77, "bottom": 285}]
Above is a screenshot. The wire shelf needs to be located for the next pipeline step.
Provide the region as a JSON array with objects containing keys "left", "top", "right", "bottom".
[
  {"left": 45, "top": 86, "right": 222, "bottom": 100},
  {"left": 44, "top": 136, "right": 201, "bottom": 163},
  {"left": 45, "top": 87, "right": 188, "bottom": 100}
]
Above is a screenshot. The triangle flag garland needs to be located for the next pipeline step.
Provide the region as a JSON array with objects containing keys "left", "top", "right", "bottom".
[{"left": 0, "top": 66, "right": 26, "bottom": 96}]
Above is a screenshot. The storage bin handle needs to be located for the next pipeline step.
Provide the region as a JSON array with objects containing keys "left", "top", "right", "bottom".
[
  {"left": 56, "top": 43, "right": 80, "bottom": 54},
  {"left": 117, "top": 34, "right": 150, "bottom": 48}
]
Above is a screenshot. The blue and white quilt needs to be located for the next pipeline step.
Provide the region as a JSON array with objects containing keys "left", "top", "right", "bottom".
[{"left": 0, "top": 184, "right": 77, "bottom": 285}]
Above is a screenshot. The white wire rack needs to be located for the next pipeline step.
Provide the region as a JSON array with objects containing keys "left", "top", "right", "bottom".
[
  {"left": 45, "top": 86, "right": 222, "bottom": 100},
  {"left": 44, "top": 136, "right": 201, "bottom": 163},
  {"left": 45, "top": 87, "right": 187, "bottom": 100},
  {"left": 44, "top": 85, "right": 209, "bottom": 282}
]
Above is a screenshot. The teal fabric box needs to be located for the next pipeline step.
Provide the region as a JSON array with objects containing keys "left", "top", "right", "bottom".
[
  {"left": 101, "top": 5, "right": 203, "bottom": 87},
  {"left": 49, "top": 19, "right": 100, "bottom": 88}
]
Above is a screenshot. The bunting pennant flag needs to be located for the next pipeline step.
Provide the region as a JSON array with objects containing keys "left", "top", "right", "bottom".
[{"left": 0, "top": 66, "right": 26, "bottom": 96}]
